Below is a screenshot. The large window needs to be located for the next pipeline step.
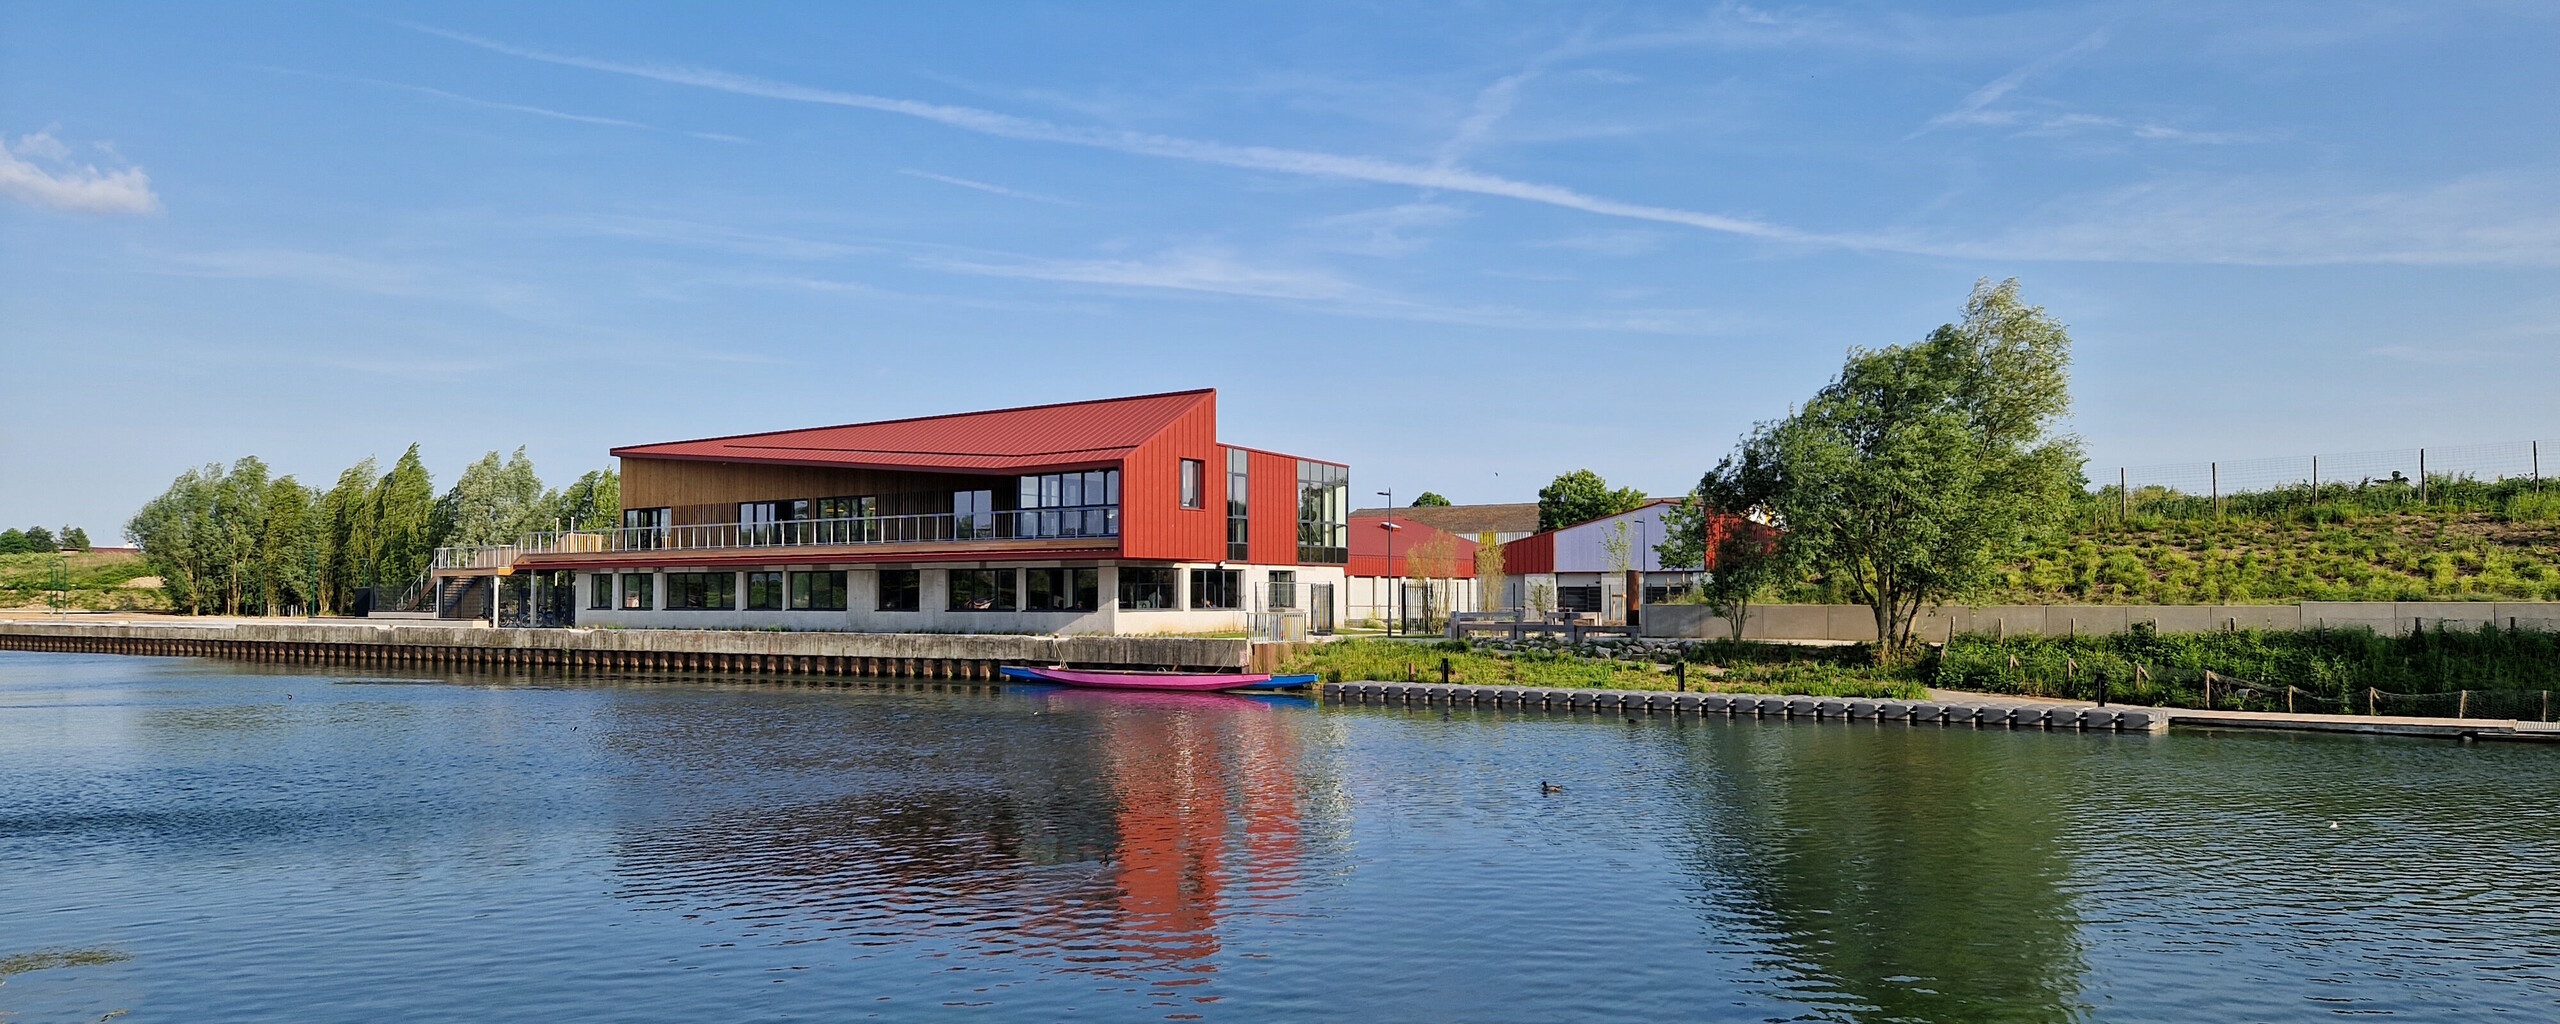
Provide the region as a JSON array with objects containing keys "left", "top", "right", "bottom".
[
  {"left": 1190, "top": 568, "right": 1242, "bottom": 610},
  {"left": 1015, "top": 469, "right": 1120, "bottom": 539},
  {"left": 589, "top": 573, "right": 614, "bottom": 610},
  {"left": 877, "top": 570, "right": 921, "bottom": 612},
  {"left": 1228, "top": 448, "right": 1250, "bottom": 561},
  {"left": 953, "top": 490, "right": 995, "bottom": 539},
  {"left": 619, "top": 572, "right": 654, "bottom": 610},
  {"left": 1296, "top": 460, "right": 1349, "bottom": 564},
  {"left": 745, "top": 571, "right": 786, "bottom": 610},
  {"left": 791, "top": 571, "right": 848, "bottom": 611},
  {"left": 741, "top": 500, "right": 810, "bottom": 545},
  {"left": 666, "top": 572, "right": 737, "bottom": 611},
  {"left": 1118, "top": 567, "right": 1178, "bottom": 610},
  {"left": 948, "top": 569, "right": 1017, "bottom": 611},
  {"left": 816, "top": 496, "right": 877, "bottom": 543},
  {"left": 1268, "top": 569, "right": 1296, "bottom": 610},
  {"left": 1025, "top": 568, "right": 1098, "bottom": 612},
  {"left": 1180, "top": 459, "right": 1205, "bottom": 509},
  {"left": 623, "top": 507, "right": 669, "bottom": 549}
]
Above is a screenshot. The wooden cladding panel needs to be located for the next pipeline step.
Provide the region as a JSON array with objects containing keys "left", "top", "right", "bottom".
[{"left": 624, "top": 458, "right": 1033, "bottom": 526}]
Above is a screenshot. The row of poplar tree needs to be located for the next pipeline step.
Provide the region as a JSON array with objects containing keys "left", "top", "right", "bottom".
[{"left": 124, "top": 446, "right": 619, "bottom": 616}]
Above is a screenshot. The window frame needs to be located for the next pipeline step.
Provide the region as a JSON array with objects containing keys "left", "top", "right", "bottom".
[
  {"left": 1117, "top": 567, "right": 1179, "bottom": 610},
  {"left": 619, "top": 572, "right": 654, "bottom": 610},
  {"left": 946, "top": 568, "right": 1018, "bottom": 612},
  {"left": 745, "top": 571, "right": 786, "bottom": 611},
  {"left": 1024, "top": 567, "right": 1099, "bottom": 612},
  {"left": 1180, "top": 459, "right": 1205, "bottom": 509},
  {"left": 589, "top": 573, "right": 615, "bottom": 610},
  {"left": 789, "top": 570, "right": 848, "bottom": 611},
  {"left": 876, "top": 569, "right": 921, "bottom": 612},
  {"left": 665, "top": 571, "right": 737, "bottom": 611},
  {"left": 1188, "top": 568, "right": 1242, "bottom": 610}
]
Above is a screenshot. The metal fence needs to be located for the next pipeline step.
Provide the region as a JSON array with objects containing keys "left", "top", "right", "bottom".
[{"left": 2101, "top": 438, "right": 2558, "bottom": 520}]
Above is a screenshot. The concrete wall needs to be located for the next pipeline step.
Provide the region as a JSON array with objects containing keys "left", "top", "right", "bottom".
[
  {"left": 1641, "top": 602, "right": 2560, "bottom": 641},
  {"left": 0, "top": 618, "right": 1253, "bottom": 669},
  {"left": 571, "top": 562, "right": 1344, "bottom": 637}
]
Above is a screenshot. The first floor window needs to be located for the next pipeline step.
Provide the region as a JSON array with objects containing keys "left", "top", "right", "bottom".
[
  {"left": 619, "top": 572, "right": 654, "bottom": 610},
  {"left": 745, "top": 571, "right": 786, "bottom": 610},
  {"left": 1025, "top": 568, "right": 1099, "bottom": 612},
  {"left": 948, "top": 568, "right": 1017, "bottom": 611},
  {"left": 1118, "top": 567, "right": 1178, "bottom": 610},
  {"left": 666, "top": 571, "right": 737, "bottom": 611},
  {"left": 791, "top": 571, "right": 848, "bottom": 611},
  {"left": 1190, "top": 568, "right": 1242, "bottom": 610},
  {"left": 1180, "top": 459, "right": 1205, "bottom": 509},
  {"left": 1267, "top": 570, "right": 1296, "bottom": 609},
  {"left": 877, "top": 569, "right": 921, "bottom": 612},
  {"left": 589, "top": 574, "right": 614, "bottom": 610}
]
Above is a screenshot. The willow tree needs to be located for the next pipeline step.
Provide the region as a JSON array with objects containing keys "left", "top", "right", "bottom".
[
  {"left": 1742, "top": 279, "right": 2082, "bottom": 655},
  {"left": 369, "top": 445, "right": 437, "bottom": 595},
  {"left": 318, "top": 458, "right": 378, "bottom": 612},
  {"left": 436, "top": 447, "right": 551, "bottom": 548}
]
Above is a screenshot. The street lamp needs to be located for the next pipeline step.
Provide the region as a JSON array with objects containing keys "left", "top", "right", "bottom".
[{"left": 1376, "top": 489, "right": 1395, "bottom": 635}]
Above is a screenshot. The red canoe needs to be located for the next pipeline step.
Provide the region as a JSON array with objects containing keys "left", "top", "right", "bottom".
[{"left": 999, "top": 666, "right": 1313, "bottom": 692}]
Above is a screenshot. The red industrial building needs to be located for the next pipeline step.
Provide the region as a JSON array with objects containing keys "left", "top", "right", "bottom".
[{"left": 432, "top": 389, "right": 1349, "bottom": 635}]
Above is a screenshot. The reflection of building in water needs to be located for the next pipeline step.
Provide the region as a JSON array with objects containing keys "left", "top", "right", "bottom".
[
  {"left": 1095, "top": 692, "right": 1304, "bottom": 966},
  {"left": 608, "top": 694, "right": 1317, "bottom": 982}
]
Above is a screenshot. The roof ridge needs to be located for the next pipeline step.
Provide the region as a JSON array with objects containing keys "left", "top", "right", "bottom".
[{"left": 611, "top": 388, "right": 1214, "bottom": 455}]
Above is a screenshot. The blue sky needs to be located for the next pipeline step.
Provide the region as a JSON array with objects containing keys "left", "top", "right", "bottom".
[{"left": 6, "top": 2, "right": 2558, "bottom": 538}]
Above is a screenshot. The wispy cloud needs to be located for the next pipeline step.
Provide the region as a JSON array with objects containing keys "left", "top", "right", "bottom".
[
  {"left": 898, "top": 169, "right": 1076, "bottom": 205},
  {"left": 256, "top": 66, "right": 745, "bottom": 142},
  {"left": 1920, "top": 30, "right": 2109, "bottom": 133},
  {"left": 0, "top": 131, "right": 159, "bottom": 214},
  {"left": 406, "top": 24, "right": 1862, "bottom": 249},
  {"left": 1941, "top": 172, "right": 2560, "bottom": 267},
  {"left": 1304, "top": 201, "right": 1470, "bottom": 256}
]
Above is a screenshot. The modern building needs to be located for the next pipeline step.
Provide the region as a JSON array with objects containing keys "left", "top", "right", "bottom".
[
  {"left": 1497, "top": 499, "right": 1706, "bottom": 621},
  {"left": 1346, "top": 511, "right": 1484, "bottom": 626},
  {"left": 431, "top": 389, "right": 1350, "bottom": 635}
]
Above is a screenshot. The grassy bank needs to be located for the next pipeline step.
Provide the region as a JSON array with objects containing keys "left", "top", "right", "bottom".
[
  {"left": 1982, "top": 482, "right": 2560, "bottom": 605},
  {"left": 0, "top": 550, "right": 166, "bottom": 611},
  {"left": 1936, "top": 623, "right": 2560, "bottom": 715},
  {"left": 1280, "top": 638, "right": 1930, "bottom": 699}
]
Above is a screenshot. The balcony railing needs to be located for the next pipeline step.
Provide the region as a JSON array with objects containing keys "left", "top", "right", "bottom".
[{"left": 432, "top": 507, "right": 1119, "bottom": 571}]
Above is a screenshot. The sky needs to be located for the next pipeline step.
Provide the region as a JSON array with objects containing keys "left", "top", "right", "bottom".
[{"left": 5, "top": 2, "right": 2559, "bottom": 539}]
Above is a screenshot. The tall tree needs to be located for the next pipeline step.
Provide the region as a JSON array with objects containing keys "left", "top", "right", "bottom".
[
  {"left": 553, "top": 469, "right": 620, "bottom": 531},
  {"left": 1410, "top": 492, "right": 1452, "bottom": 507},
  {"left": 0, "top": 529, "right": 24, "bottom": 555},
  {"left": 209, "top": 456, "right": 272, "bottom": 614},
  {"left": 1742, "top": 278, "right": 2082, "bottom": 654},
  {"left": 318, "top": 458, "right": 378, "bottom": 613},
  {"left": 23, "top": 526, "right": 57, "bottom": 553},
  {"left": 436, "top": 447, "right": 550, "bottom": 548},
  {"left": 61, "top": 526, "right": 90, "bottom": 551},
  {"left": 1474, "top": 530, "right": 1508, "bottom": 614},
  {"left": 1536, "top": 469, "right": 1646, "bottom": 531},
  {"left": 127, "top": 465, "right": 220, "bottom": 614},
  {"left": 258, "top": 476, "right": 319, "bottom": 615},
  {"left": 369, "top": 445, "right": 437, "bottom": 598}
]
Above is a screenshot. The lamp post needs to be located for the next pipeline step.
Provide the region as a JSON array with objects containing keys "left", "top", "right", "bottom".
[{"left": 1377, "top": 489, "right": 1395, "bottom": 635}]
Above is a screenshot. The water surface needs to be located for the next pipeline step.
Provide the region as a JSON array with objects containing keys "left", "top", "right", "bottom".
[{"left": 2, "top": 652, "right": 2554, "bottom": 1022}]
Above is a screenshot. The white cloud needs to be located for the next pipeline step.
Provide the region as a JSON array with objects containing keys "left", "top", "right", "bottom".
[
  {"left": 898, "top": 169, "right": 1076, "bottom": 205},
  {"left": 0, "top": 131, "right": 160, "bottom": 214},
  {"left": 1919, "top": 31, "right": 2108, "bottom": 133}
]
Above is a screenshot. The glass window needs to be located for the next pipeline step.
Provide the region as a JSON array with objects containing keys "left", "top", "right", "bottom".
[
  {"left": 619, "top": 572, "right": 654, "bottom": 610},
  {"left": 1190, "top": 568, "right": 1242, "bottom": 610},
  {"left": 666, "top": 571, "right": 737, "bottom": 611},
  {"left": 1228, "top": 448, "right": 1251, "bottom": 561},
  {"left": 816, "top": 496, "right": 877, "bottom": 543},
  {"left": 622, "top": 507, "right": 669, "bottom": 550},
  {"left": 1025, "top": 568, "right": 1098, "bottom": 611},
  {"left": 791, "top": 571, "right": 848, "bottom": 611},
  {"left": 877, "top": 570, "right": 920, "bottom": 612},
  {"left": 1118, "top": 567, "right": 1178, "bottom": 610},
  {"left": 947, "top": 569, "right": 1017, "bottom": 611},
  {"left": 1268, "top": 570, "right": 1296, "bottom": 609},
  {"left": 745, "top": 571, "right": 786, "bottom": 610},
  {"left": 1180, "top": 459, "right": 1204, "bottom": 509},
  {"left": 1012, "top": 469, "right": 1122, "bottom": 539},
  {"left": 1297, "top": 461, "right": 1349, "bottom": 564},
  {"left": 589, "top": 573, "right": 614, "bottom": 610},
  {"left": 953, "top": 490, "right": 994, "bottom": 539}
]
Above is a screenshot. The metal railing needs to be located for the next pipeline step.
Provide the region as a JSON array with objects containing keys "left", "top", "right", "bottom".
[{"left": 432, "top": 507, "right": 1119, "bottom": 571}]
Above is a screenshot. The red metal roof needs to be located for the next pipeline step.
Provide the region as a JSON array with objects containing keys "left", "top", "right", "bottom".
[{"left": 612, "top": 389, "right": 1217, "bottom": 473}]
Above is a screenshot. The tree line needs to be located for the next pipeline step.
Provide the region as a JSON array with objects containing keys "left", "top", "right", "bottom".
[
  {"left": 0, "top": 526, "right": 93, "bottom": 555},
  {"left": 124, "top": 446, "right": 618, "bottom": 616}
]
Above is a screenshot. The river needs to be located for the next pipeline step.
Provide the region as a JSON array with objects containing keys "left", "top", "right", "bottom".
[{"left": 2, "top": 652, "right": 2554, "bottom": 1022}]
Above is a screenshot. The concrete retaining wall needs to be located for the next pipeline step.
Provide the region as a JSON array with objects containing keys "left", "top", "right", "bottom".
[
  {"left": 1643, "top": 602, "right": 2560, "bottom": 642},
  {"left": 0, "top": 619, "right": 1251, "bottom": 676}
]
